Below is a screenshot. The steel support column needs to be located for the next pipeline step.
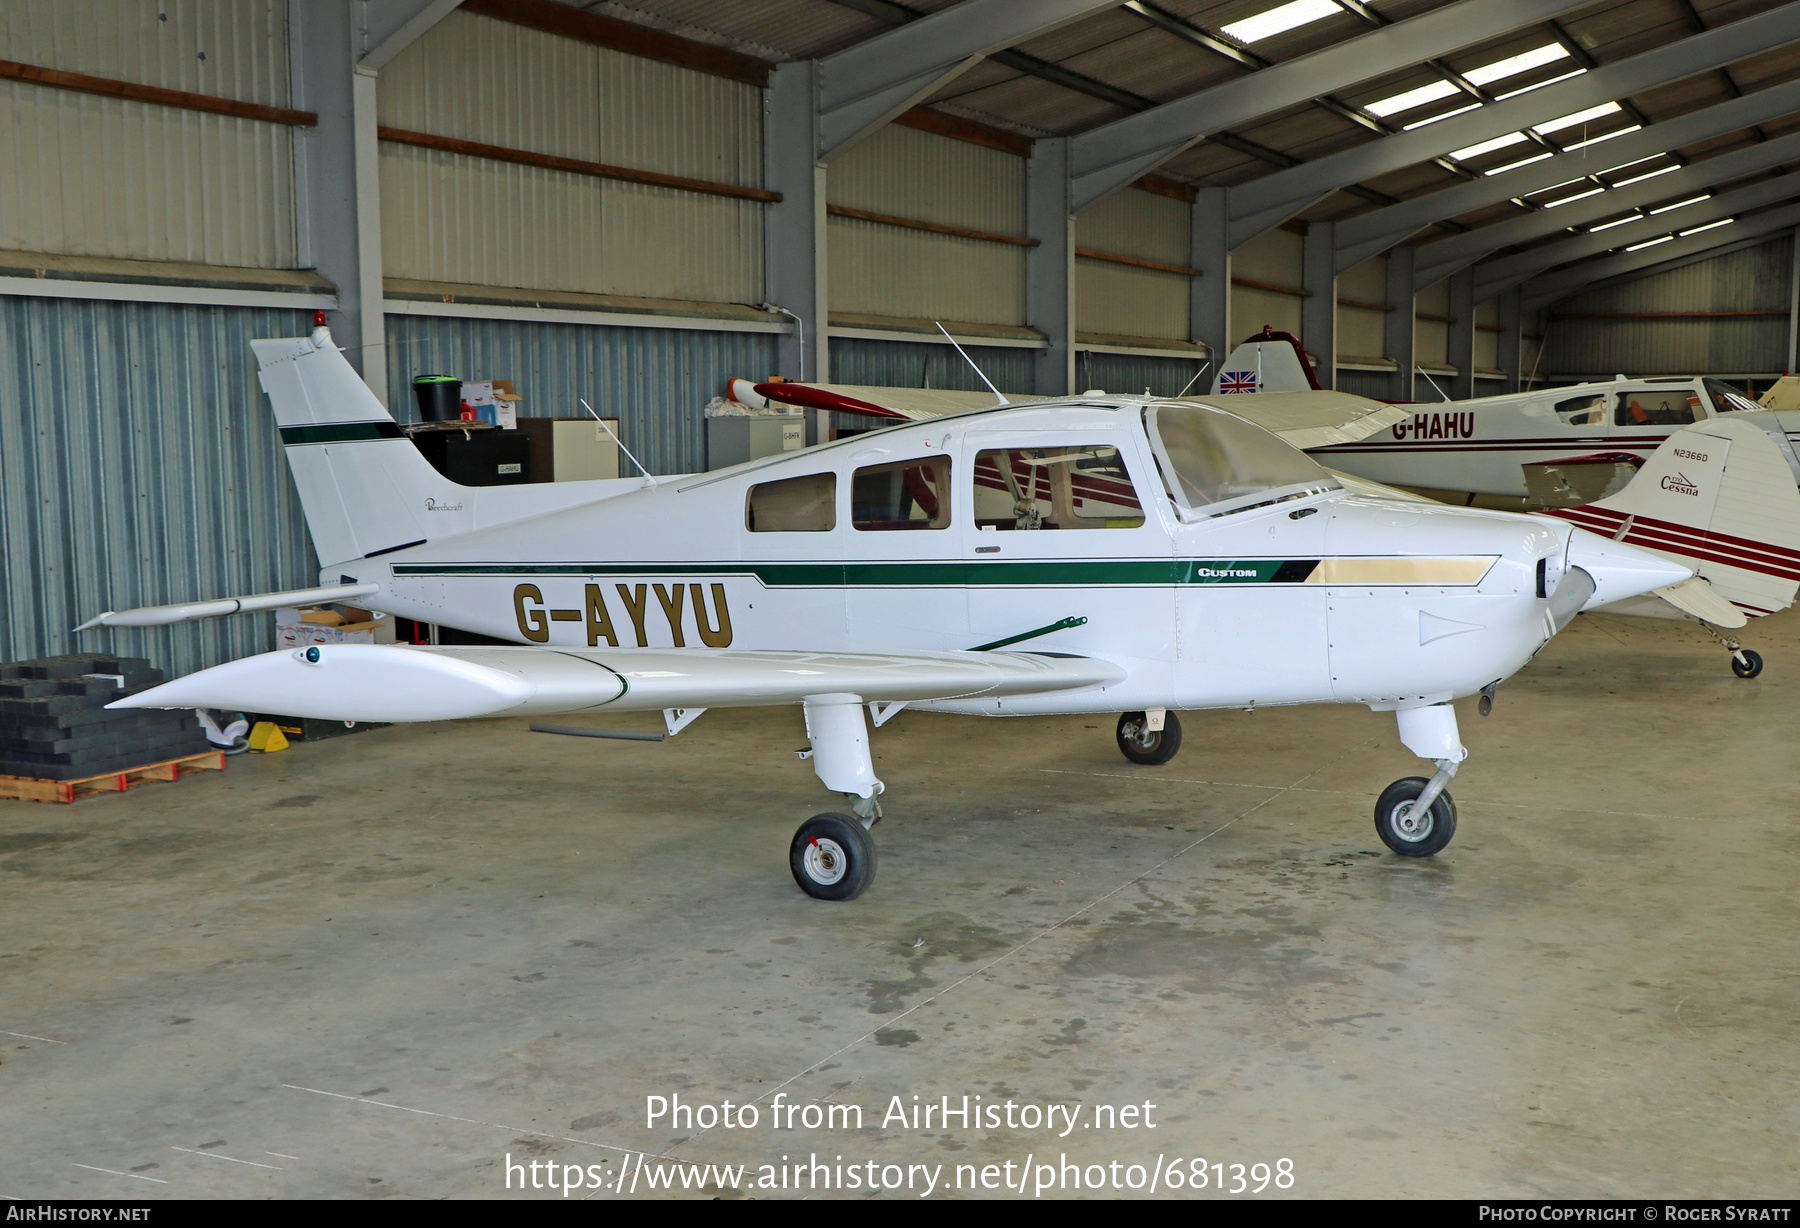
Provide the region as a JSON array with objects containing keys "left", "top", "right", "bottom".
[
  {"left": 1448, "top": 269, "right": 1476, "bottom": 400},
  {"left": 1191, "top": 188, "right": 1231, "bottom": 373},
  {"left": 1026, "top": 138, "right": 1075, "bottom": 396},
  {"left": 765, "top": 61, "right": 829, "bottom": 413},
  {"left": 1302, "top": 222, "right": 1337, "bottom": 390},
  {"left": 1384, "top": 245, "right": 1417, "bottom": 402}
]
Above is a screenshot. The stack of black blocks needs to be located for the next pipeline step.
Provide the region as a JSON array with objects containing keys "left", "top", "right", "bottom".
[{"left": 0, "top": 654, "right": 211, "bottom": 781}]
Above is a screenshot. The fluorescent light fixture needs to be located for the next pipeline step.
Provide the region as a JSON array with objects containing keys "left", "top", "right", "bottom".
[
  {"left": 1678, "top": 217, "right": 1734, "bottom": 236},
  {"left": 1220, "top": 0, "right": 1340, "bottom": 44},
  {"left": 1564, "top": 124, "right": 1639, "bottom": 151},
  {"left": 1597, "top": 156, "right": 1662, "bottom": 177},
  {"left": 1485, "top": 151, "right": 1554, "bottom": 176},
  {"left": 1402, "top": 101, "right": 1481, "bottom": 130},
  {"left": 1612, "top": 164, "right": 1681, "bottom": 187},
  {"left": 1534, "top": 102, "right": 1622, "bottom": 135},
  {"left": 1532, "top": 177, "right": 1591, "bottom": 195},
  {"left": 1544, "top": 187, "right": 1605, "bottom": 207},
  {"left": 1451, "top": 131, "right": 1531, "bottom": 161},
  {"left": 1494, "top": 68, "right": 1587, "bottom": 100},
  {"left": 1366, "top": 79, "right": 1462, "bottom": 118},
  {"left": 1625, "top": 235, "right": 1674, "bottom": 251},
  {"left": 1649, "top": 195, "right": 1708, "bottom": 215},
  {"left": 1588, "top": 213, "right": 1642, "bottom": 232},
  {"left": 1464, "top": 43, "right": 1570, "bottom": 87}
]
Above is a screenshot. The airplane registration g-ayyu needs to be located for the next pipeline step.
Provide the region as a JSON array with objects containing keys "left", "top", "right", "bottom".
[{"left": 98, "top": 319, "right": 1718, "bottom": 899}]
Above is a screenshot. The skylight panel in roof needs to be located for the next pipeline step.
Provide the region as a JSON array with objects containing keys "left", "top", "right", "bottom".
[
  {"left": 1220, "top": 0, "right": 1340, "bottom": 44},
  {"left": 1563, "top": 125, "right": 1638, "bottom": 151},
  {"left": 1625, "top": 235, "right": 1674, "bottom": 251},
  {"left": 1464, "top": 43, "right": 1570, "bottom": 87},
  {"left": 1451, "top": 131, "right": 1531, "bottom": 161},
  {"left": 1365, "top": 79, "right": 1462, "bottom": 118},
  {"left": 1485, "top": 151, "right": 1554, "bottom": 176},
  {"left": 1544, "top": 187, "right": 1605, "bottom": 207},
  {"left": 1402, "top": 101, "right": 1482, "bottom": 130},
  {"left": 1613, "top": 165, "right": 1680, "bottom": 187},
  {"left": 1678, "top": 218, "right": 1733, "bottom": 236},
  {"left": 1534, "top": 102, "right": 1622, "bottom": 136},
  {"left": 1649, "top": 196, "right": 1708, "bottom": 215},
  {"left": 1494, "top": 68, "right": 1587, "bottom": 100}
]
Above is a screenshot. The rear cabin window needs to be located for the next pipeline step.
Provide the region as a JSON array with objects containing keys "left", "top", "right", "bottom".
[
  {"left": 973, "top": 445, "right": 1144, "bottom": 530},
  {"left": 1553, "top": 393, "right": 1605, "bottom": 425},
  {"left": 851, "top": 456, "right": 951, "bottom": 530},
  {"left": 1614, "top": 390, "right": 1697, "bottom": 426},
  {"left": 746, "top": 472, "right": 836, "bottom": 532}
]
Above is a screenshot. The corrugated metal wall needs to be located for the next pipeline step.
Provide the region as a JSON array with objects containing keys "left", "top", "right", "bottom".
[
  {"left": 827, "top": 125, "right": 1026, "bottom": 324},
  {"left": 0, "top": 0, "right": 294, "bottom": 266},
  {"left": 1230, "top": 228, "right": 1303, "bottom": 338},
  {"left": 1074, "top": 187, "right": 1190, "bottom": 341},
  {"left": 0, "top": 295, "right": 315, "bottom": 675},
  {"left": 1077, "top": 351, "right": 1205, "bottom": 397},
  {"left": 829, "top": 337, "right": 1035, "bottom": 393},
  {"left": 379, "top": 11, "right": 763, "bottom": 301},
  {"left": 1336, "top": 255, "right": 1387, "bottom": 362},
  {"left": 1415, "top": 279, "right": 1450, "bottom": 367},
  {"left": 385, "top": 314, "right": 776, "bottom": 476},
  {"left": 1541, "top": 234, "right": 1792, "bottom": 376}
]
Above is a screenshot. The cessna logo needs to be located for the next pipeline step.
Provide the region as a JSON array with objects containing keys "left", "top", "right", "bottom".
[
  {"left": 1660, "top": 471, "right": 1701, "bottom": 497},
  {"left": 424, "top": 498, "right": 465, "bottom": 512},
  {"left": 1672, "top": 448, "right": 1710, "bottom": 462},
  {"left": 1392, "top": 411, "right": 1475, "bottom": 442}
]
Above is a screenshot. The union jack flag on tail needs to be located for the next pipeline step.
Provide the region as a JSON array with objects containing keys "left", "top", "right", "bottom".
[{"left": 1219, "top": 370, "right": 1258, "bottom": 393}]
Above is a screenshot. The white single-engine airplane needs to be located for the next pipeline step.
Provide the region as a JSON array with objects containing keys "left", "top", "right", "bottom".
[{"left": 92, "top": 320, "right": 1781, "bottom": 900}]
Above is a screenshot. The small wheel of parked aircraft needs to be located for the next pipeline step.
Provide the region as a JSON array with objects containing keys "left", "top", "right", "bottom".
[
  {"left": 1373, "top": 777, "right": 1457, "bottom": 857},
  {"left": 789, "top": 813, "right": 877, "bottom": 901},
  {"left": 1116, "top": 711, "right": 1182, "bottom": 765},
  {"left": 1731, "top": 649, "right": 1764, "bottom": 679}
]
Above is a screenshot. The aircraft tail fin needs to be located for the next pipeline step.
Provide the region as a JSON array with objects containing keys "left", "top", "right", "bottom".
[
  {"left": 1210, "top": 326, "right": 1322, "bottom": 395},
  {"left": 251, "top": 324, "right": 463, "bottom": 569},
  {"left": 1547, "top": 417, "right": 1800, "bottom": 621}
]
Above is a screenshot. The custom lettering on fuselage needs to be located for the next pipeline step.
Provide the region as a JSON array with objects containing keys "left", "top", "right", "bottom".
[
  {"left": 513, "top": 582, "right": 732, "bottom": 647},
  {"left": 1391, "top": 411, "right": 1476, "bottom": 442}
]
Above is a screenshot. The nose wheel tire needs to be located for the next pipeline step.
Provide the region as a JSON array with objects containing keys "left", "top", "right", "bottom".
[
  {"left": 1116, "top": 711, "right": 1182, "bottom": 765},
  {"left": 789, "top": 814, "right": 877, "bottom": 901},
  {"left": 1374, "top": 778, "right": 1457, "bottom": 857},
  {"left": 1732, "top": 649, "right": 1764, "bottom": 679}
]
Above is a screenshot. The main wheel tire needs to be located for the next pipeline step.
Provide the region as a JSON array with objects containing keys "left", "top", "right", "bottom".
[
  {"left": 1116, "top": 711, "right": 1182, "bottom": 766},
  {"left": 1732, "top": 649, "right": 1764, "bottom": 679},
  {"left": 1373, "top": 777, "right": 1457, "bottom": 857},
  {"left": 789, "top": 813, "right": 877, "bottom": 901}
]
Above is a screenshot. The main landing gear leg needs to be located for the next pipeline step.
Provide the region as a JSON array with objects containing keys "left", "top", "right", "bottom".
[
  {"left": 1375, "top": 703, "right": 1466, "bottom": 857},
  {"left": 1698, "top": 621, "right": 1764, "bottom": 678},
  {"left": 790, "top": 694, "right": 882, "bottom": 901}
]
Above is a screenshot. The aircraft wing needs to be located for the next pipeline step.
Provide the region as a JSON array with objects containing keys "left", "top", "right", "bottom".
[
  {"left": 108, "top": 644, "right": 1125, "bottom": 723},
  {"left": 751, "top": 382, "right": 1050, "bottom": 421},
  {"left": 1176, "top": 391, "right": 1411, "bottom": 450}
]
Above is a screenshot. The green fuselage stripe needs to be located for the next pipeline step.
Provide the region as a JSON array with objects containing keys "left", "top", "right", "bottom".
[{"left": 391, "top": 560, "right": 1308, "bottom": 586}]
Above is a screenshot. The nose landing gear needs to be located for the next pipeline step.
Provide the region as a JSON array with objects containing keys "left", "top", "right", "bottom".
[{"left": 1373, "top": 777, "right": 1458, "bottom": 857}]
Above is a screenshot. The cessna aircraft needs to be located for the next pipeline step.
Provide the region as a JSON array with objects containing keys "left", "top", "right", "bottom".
[{"left": 89, "top": 320, "right": 1773, "bottom": 900}]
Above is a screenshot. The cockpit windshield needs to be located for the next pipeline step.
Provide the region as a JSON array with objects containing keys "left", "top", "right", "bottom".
[
  {"left": 1703, "top": 378, "right": 1764, "bottom": 414},
  {"left": 1144, "top": 403, "right": 1337, "bottom": 517}
]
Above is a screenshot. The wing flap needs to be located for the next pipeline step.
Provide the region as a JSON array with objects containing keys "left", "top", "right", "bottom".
[{"left": 110, "top": 645, "right": 1126, "bottom": 724}]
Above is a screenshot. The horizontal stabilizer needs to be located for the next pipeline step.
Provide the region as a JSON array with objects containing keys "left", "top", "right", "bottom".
[
  {"left": 110, "top": 645, "right": 1126, "bottom": 724},
  {"left": 1653, "top": 576, "right": 1747, "bottom": 629},
  {"left": 74, "top": 583, "right": 380, "bottom": 632}
]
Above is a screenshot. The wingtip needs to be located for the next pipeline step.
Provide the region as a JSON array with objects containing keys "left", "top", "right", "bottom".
[{"left": 72, "top": 614, "right": 111, "bottom": 633}]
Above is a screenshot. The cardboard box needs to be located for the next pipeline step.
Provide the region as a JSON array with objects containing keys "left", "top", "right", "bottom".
[{"left": 276, "top": 605, "right": 397, "bottom": 647}]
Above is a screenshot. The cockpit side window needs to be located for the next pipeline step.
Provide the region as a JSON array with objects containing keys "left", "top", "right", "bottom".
[
  {"left": 1614, "top": 390, "right": 1696, "bottom": 427},
  {"left": 973, "top": 445, "right": 1144, "bottom": 530},
  {"left": 1704, "top": 378, "right": 1763, "bottom": 414},
  {"left": 851, "top": 456, "right": 951, "bottom": 530}
]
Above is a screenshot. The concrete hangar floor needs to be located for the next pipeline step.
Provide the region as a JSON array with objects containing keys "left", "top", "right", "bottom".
[{"left": 1, "top": 612, "right": 1793, "bottom": 1200}]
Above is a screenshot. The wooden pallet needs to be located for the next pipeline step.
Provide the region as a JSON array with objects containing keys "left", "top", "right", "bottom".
[{"left": 0, "top": 750, "right": 227, "bottom": 804}]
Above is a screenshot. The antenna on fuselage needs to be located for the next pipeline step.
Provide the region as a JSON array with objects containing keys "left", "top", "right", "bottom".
[
  {"left": 580, "top": 398, "right": 657, "bottom": 488},
  {"left": 936, "top": 322, "right": 1009, "bottom": 406},
  {"left": 1175, "top": 361, "right": 1210, "bottom": 399}
]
